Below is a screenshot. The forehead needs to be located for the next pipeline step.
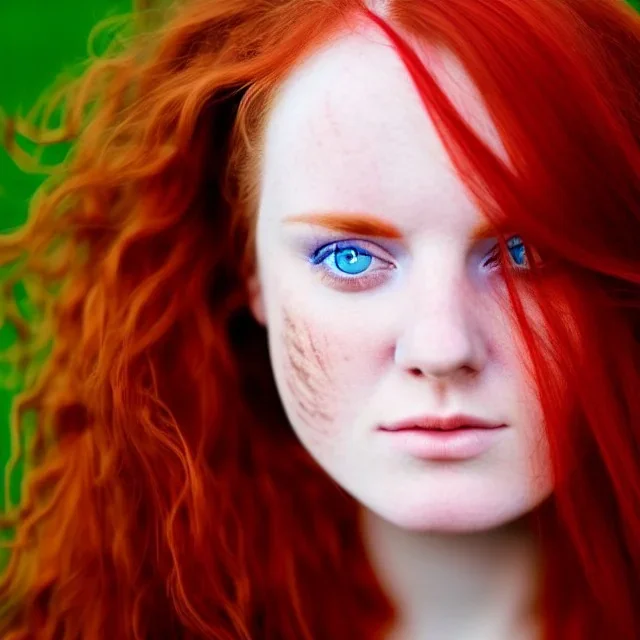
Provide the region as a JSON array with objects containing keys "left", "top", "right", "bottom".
[{"left": 259, "top": 24, "right": 506, "bottom": 230}]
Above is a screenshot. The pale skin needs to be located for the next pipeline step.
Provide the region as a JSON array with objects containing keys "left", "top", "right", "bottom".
[{"left": 248, "top": 19, "right": 552, "bottom": 640}]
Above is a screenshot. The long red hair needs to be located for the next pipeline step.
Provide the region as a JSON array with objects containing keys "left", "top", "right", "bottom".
[{"left": 1, "top": 0, "right": 639, "bottom": 638}]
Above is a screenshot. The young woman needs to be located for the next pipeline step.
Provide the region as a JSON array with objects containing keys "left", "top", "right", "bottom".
[{"left": 1, "top": 0, "right": 639, "bottom": 638}]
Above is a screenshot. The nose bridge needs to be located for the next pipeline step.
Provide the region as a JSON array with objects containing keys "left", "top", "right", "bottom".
[{"left": 395, "top": 253, "right": 487, "bottom": 377}]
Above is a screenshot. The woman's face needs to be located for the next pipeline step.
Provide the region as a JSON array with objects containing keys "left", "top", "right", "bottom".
[{"left": 248, "top": 26, "right": 553, "bottom": 532}]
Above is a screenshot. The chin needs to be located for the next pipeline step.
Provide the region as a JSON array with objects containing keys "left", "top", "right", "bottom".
[{"left": 366, "top": 492, "right": 552, "bottom": 533}]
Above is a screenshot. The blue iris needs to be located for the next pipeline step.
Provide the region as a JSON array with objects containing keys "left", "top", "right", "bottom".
[
  {"left": 506, "top": 236, "right": 528, "bottom": 267},
  {"left": 310, "top": 242, "right": 374, "bottom": 275},
  {"left": 334, "top": 247, "right": 372, "bottom": 274}
]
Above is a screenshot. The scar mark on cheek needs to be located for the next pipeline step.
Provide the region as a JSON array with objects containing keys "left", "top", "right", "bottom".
[{"left": 281, "top": 310, "right": 335, "bottom": 429}]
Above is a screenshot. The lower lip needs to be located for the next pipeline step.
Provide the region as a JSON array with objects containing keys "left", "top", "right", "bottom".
[{"left": 379, "top": 426, "right": 508, "bottom": 460}]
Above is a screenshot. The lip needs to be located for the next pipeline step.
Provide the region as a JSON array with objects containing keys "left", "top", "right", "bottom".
[
  {"left": 379, "top": 413, "right": 506, "bottom": 433},
  {"left": 377, "top": 414, "right": 508, "bottom": 461}
]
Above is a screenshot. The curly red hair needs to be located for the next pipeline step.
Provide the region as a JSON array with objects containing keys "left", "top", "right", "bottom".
[{"left": 1, "top": 0, "right": 640, "bottom": 638}]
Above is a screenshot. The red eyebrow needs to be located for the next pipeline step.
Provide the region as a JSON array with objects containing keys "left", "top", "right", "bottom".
[
  {"left": 284, "top": 212, "right": 403, "bottom": 239},
  {"left": 284, "top": 211, "right": 501, "bottom": 241}
]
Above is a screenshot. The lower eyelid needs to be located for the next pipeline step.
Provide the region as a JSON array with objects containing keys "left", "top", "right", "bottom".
[{"left": 318, "top": 265, "right": 393, "bottom": 291}]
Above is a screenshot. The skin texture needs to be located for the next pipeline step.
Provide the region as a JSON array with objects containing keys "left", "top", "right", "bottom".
[
  {"left": 281, "top": 310, "right": 335, "bottom": 432},
  {"left": 249, "top": 22, "right": 553, "bottom": 534}
]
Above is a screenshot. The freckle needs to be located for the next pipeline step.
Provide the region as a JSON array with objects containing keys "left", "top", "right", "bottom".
[{"left": 281, "top": 310, "right": 336, "bottom": 431}]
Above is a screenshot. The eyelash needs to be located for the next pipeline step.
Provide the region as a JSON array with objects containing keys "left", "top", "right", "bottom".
[
  {"left": 309, "top": 239, "right": 394, "bottom": 291},
  {"left": 308, "top": 236, "right": 534, "bottom": 291}
]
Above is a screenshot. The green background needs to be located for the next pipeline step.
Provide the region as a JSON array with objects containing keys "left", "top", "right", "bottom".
[
  {"left": 0, "top": 1, "right": 130, "bottom": 523},
  {"left": 1, "top": 0, "right": 639, "bottom": 535}
]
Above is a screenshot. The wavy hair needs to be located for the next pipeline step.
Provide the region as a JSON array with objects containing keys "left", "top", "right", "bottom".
[{"left": 1, "top": 0, "right": 639, "bottom": 638}]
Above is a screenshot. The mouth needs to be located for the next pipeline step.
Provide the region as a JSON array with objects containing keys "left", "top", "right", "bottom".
[
  {"left": 391, "top": 425, "right": 496, "bottom": 433},
  {"left": 377, "top": 414, "right": 508, "bottom": 461},
  {"left": 378, "top": 413, "right": 506, "bottom": 433}
]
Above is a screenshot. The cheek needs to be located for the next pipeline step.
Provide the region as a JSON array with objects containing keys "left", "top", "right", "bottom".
[
  {"left": 281, "top": 309, "right": 334, "bottom": 428},
  {"left": 273, "top": 307, "right": 363, "bottom": 440}
]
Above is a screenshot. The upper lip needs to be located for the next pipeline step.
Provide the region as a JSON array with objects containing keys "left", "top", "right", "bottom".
[{"left": 379, "top": 414, "right": 506, "bottom": 432}]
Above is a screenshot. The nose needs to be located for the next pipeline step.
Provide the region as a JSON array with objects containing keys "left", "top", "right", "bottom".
[{"left": 394, "top": 269, "right": 488, "bottom": 383}]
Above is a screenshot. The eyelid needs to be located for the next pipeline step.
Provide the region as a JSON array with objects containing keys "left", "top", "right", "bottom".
[{"left": 309, "top": 238, "right": 395, "bottom": 265}]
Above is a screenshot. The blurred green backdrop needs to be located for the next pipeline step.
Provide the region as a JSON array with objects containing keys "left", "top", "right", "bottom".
[
  {"left": 0, "top": 2, "right": 130, "bottom": 562},
  {"left": 1, "top": 0, "right": 639, "bottom": 562}
]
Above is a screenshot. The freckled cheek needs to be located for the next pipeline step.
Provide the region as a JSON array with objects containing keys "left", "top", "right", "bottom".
[{"left": 270, "top": 307, "right": 385, "bottom": 443}]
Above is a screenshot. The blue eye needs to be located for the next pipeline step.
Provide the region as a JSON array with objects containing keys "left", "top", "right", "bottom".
[
  {"left": 307, "top": 239, "right": 394, "bottom": 291},
  {"left": 507, "top": 237, "right": 527, "bottom": 267},
  {"left": 486, "top": 235, "right": 534, "bottom": 270},
  {"left": 310, "top": 241, "right": 377, "bottom": 276},
  {"left": 334, "top": 247, "right": 373, "bottom": 274}
]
